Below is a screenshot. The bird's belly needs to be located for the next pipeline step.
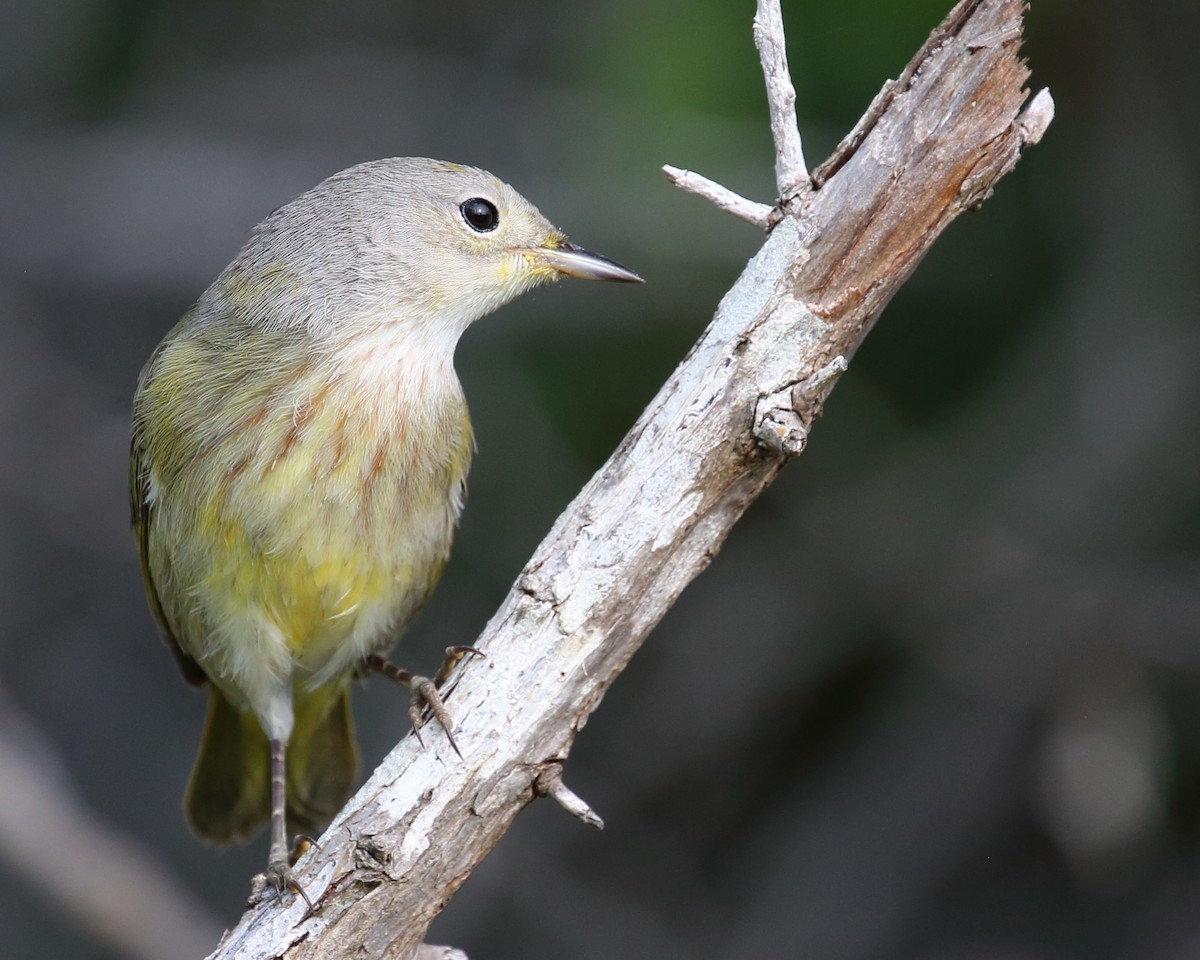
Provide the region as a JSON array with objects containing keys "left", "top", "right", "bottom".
[
  {"left": 176, "top": 476, "right": 458, "bottom": 700},
  {"left": 256, "top": 490, "right": 457, "bottom": 679},
  {"left": 152, "top": 395, "right": 472, "bottom": 709}
]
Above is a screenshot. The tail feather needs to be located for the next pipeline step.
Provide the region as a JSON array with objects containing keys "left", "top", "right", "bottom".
[
  {"left": 184, "top": 684, "right": 359, "bottom": 845},
  {"left": 287, "top": 683, "right": 359, "bottom": 835},
  {"left": 185, "top": 689, "right": 271, "bottom": 844}
]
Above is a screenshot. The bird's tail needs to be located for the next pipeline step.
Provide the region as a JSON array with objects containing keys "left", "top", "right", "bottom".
[{"left": 184, "top": 683, "right": 359, "bottom": 845}]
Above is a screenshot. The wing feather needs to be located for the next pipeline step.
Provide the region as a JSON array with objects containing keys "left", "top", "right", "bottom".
[{"left": 130, "top": 363, "right": 208, "bottom": 688}]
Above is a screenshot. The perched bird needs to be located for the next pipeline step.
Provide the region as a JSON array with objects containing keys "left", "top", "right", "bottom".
[{"left": 130, "top": 157, "right": 642, "bottom": 896}]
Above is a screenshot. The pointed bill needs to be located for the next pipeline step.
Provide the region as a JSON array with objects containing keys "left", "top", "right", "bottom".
[{"left": 533, "top": 240, "right": 644, "bottom": 283}]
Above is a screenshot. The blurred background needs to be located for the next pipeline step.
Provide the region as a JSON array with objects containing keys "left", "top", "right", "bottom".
[{"left": 2, "top": 0, "right": 1197, "bottom": 957}]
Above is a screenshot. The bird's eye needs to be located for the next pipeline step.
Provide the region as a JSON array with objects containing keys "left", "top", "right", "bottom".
[{"left": 460, "top": 198, "right": 499, "bottom": 233}]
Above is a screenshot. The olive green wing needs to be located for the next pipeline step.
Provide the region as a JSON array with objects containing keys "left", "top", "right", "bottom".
[{"left": 130, "top": 418, "right": 208, "bottom": 688}]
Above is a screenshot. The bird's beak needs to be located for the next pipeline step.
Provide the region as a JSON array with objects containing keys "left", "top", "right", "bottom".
[{"left": 532, "top": 239, "right": 644, "bottom": 283}]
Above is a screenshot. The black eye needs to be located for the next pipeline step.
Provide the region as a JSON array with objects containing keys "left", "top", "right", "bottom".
[{"left": 460, "top": 198, "right": 499, "bottom": 232}]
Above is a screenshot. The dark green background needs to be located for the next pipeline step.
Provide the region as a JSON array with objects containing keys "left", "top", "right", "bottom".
[{"left": 2, "top": 0, "right": 1198, "bottom": 957}]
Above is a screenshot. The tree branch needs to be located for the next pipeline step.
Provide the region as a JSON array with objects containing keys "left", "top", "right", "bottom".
[
  {"left": 661, "top": 165, "right": 774, "bottom": 229},
  {"left": 753, "top": 0, "right": 810, "bottom": 207},
  {"left": 210, "top": 1, "right": 1051, "bottom": 956}
]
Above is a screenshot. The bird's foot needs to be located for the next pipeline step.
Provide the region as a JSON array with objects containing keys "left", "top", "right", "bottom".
[
  {"left": 364, "top": 647, "right": 485, "bottom": 757},
  {"left": 249, "top": 855, "right": 315, "bottom": 913}
]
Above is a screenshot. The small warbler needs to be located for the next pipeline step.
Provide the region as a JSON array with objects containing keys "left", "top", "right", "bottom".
[{"left": 130, "top": 157, "right": 641, "bottom": 896}]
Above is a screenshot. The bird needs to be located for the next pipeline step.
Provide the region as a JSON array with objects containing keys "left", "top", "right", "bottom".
[{"left": 130, "top": 157, "right": 642, "bottom": 898}]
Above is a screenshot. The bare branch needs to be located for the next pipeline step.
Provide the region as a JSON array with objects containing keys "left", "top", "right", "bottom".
[
  {"left": 535, "top": 764, "right": 605, "bottom": 830},
  {"left": 666, "top": 0, "right": 811, "bottom": 224},
  {"left": 209, "top": 1, "right": 1050, "bottom": 957},
  {"left": 662, "top": 165, "right": 774, "bottom": 228},
  {"left": 753, "top": 0, "right": 810, "bottom": 205}
]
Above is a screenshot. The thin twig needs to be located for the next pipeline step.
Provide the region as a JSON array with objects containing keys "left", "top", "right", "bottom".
[
  {"left": 662, "top": 165, "right": 773, "bottom": 228},
  {"left": 536, "top": 764, "right": 605, "bottom": 830},
  {"left": 753, "top": 0, "right": 809, "bottom": 206}
]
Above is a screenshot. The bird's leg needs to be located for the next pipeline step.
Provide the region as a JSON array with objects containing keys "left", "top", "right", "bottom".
[
  {"left": 264, "top": 736, "right": 313, "bottom": 911},
  {"left": 363, "top": 647, "right": 484, "bottom": 757}
]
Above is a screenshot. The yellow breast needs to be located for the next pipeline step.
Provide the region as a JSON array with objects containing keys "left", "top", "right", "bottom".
[{"left": 137, "top": 323, "right": 473, "bottom": 705}]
